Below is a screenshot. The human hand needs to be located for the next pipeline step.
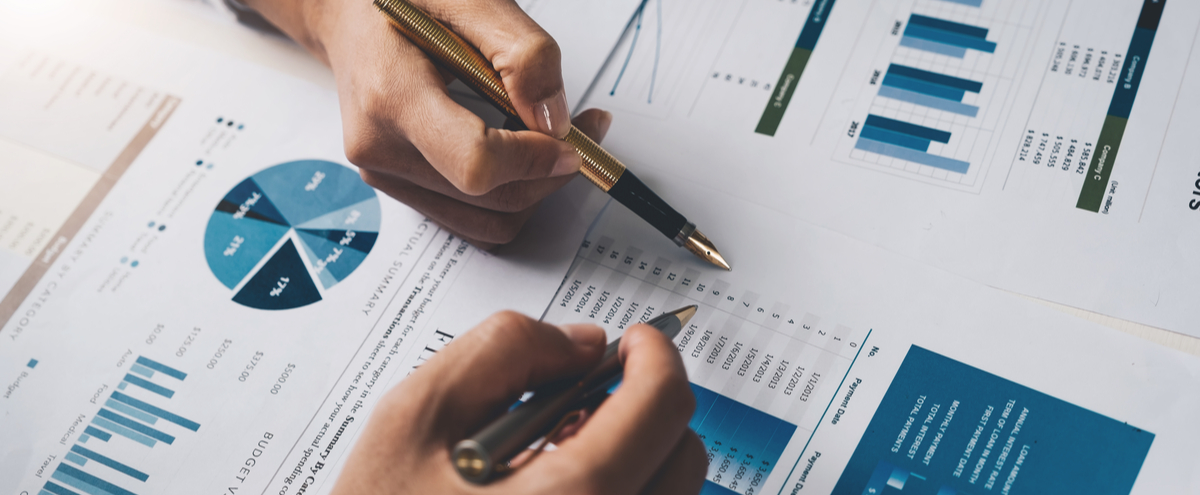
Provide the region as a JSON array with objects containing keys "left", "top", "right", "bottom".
[
  {"left": 243, "top": 0, "right": 611, "bottom": 247},
  {"left": 330, "top": 312, "right": 707, "bottom": 495}
]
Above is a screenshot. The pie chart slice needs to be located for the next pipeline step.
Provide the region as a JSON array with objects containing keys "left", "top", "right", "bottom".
[
  {"left": 233, "top": 238, "right": 322, "bottom": 310},
  {"left": 205, "top": 160, "right": 381, "bottom": 310}
]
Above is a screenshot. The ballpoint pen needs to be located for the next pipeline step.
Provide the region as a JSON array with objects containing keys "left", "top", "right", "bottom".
[
  {"left": 451, "top": 305, "right": 698, "bottom": 484},
  {"left": 372, "top": 0, "right": 731, "bottom": 270}
]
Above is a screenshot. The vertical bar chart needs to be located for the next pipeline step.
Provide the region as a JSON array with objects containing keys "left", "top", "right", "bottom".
[
  {"left": 880, "top": 64, "right": 982, "bottom": 117},
  {"left": 690, "top": 384, "right": 796, "bottom": 494},
  {"left": 901, "top": 14, "right": 995, "bottom": 58},
  {"left": 42, "top": 356, "right": 200, "bottom": 495}
]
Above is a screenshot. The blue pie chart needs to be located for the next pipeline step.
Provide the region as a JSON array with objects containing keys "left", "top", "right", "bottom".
[{"left": 204, "top": 160, "right": 380, "bottom": 310}]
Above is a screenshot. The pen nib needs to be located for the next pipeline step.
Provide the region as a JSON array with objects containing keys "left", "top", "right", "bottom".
[{"left": 684, "top": 229, "right": 731, "bottom": 271}]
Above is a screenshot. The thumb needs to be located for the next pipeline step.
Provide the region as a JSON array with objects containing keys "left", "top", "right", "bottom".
[{"left": 425, "top": 0, "right": 572, "bottom": 138}]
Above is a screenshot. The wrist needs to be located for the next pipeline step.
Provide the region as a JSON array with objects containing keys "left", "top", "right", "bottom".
[{"left": 242, "top": 0, "right": 336, "bottom": 63}]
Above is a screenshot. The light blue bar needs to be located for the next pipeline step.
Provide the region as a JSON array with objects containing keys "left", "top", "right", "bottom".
[
  {"left": 79, "top": 434, "right": 91, "bottom": 444},
  {"left": 64, "top": 452, "right": 88, "bottom": 466},
  {"left": 72, "top": 445, "right": 150, "bottom": 482},
  {"left": 855, "top": 137, "right": 971, "bottom": 174},
  {"left": 879, "top": 85, "right": 979, "bottom": 117},
  {"left": 91, "top": 416, "right": 156, "bottom": 448},
  {"left": 882, "top": 73, "right": 966, "bottom": 101},
  {"left": 135, "top": 356, "right": 187, "bottom": 380},
  {"left": 96, "top": 409, "right": 174, "bottom": 444},
  {"left": 105, "top": 399, "right": 158, "bottom": 425},
  {"left": 121, "top": 374, "right": 174, "bottom": 398},
  {"left": 940, "top": 0, "right": 983, "bottom": 6},
  {"left": 900, "top": 36, "right": 967, "bottom": 58},
  {"left": 128, "top": 364, "right": 155, "bottom": 379},
  {"left": 110, "top": 391, "right": 200, "bottom": 431},
  {"left": 861, "top": 125, "right": 931, "bottom": 152},
  {"left": 52, "top": 464, "right": 137, "bottom": 495}
]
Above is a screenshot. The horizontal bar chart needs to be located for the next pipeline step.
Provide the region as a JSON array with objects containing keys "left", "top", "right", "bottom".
[
  {"left": 855, "top": 115, "right": 970, "bottom": 174},
  {"left": 902, "top": 14, "right": 994, "bottom": 58}
]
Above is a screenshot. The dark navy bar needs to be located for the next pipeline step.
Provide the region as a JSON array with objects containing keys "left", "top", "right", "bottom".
[
  {"left": 54, "top": 464, "right": 137, "bottom": 495},
  {"left": 71, "top": 445, "right": 150, "bottom": 482},
  {"left": 904, "top": 24, "right": 996, "bottom": 53},
  {"left": 865, "top": 114, "right": 951, "bottom": 143},
  {"left": 888, "top": 64, "right": 983, "bottom": 92},
  {"left": 122, "top": 374, "right": 174, "bottom": 398},
  {"left": 882, "top": 73, "right": 966, "bottom": 101},
  {"left": 96, "top": 409, "right": 175, "bottom": 444},
  {"left": 860, "top": 125, "right": 931, "bottom": 151},
  {"left": 134, "top": 357, "right": 187, "bottom": 380},
  {"left": 909, "top": 13, "right": 988, "bottom": 39},
  {"left": 795, "top": 0, "right": 837, "bottom": 49},
  {"left": 1108, "top": 0, "right": 1164, "bottom": 118},
  {"left": 110, "top": 391, "right": 200, "bottom": 431},
  {"left": 82, "top": 426, "right": 111, "bottom": 442}
]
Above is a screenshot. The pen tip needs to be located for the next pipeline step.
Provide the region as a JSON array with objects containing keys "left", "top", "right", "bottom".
[
  {"left": 684, "top": 229, "right": 732, "bottom": 271},
  {"left": 672, "top": 305, "right": 698, "bottom": 326}
]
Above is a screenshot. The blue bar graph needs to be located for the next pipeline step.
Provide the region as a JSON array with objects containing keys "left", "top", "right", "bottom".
[
  {"left": 855, "top": 137, "right": 970, "bottom": 174},
  {"left": 883, "top": 74, "right": 965, "bottom": 101},
  {"left": 105, "top": 399, "right": 158, "bottom": 425},
  {"left": 856, "top": 115, "right": 970, "bottom": 173},
  {"left": 901, "top": 14, "right": 994, "bottom": 58},
  {"left": 121, "top": 374, "right": 174, "bottom": 398},
  {"left": 860, "top": 125, "right": 931, "bottom": 152},
  {"left": 51, "top": 464, "right": 137, "bottom": 495},
  {"left": 689, "top": 384, "right": 796, "bottom": 492},
  {"left": 887, "top": 64, "right": 982, "bottom": 92},
  {"left": 110, "top": 391, "right": 200, "bottom": 431},
  {"left": 135, "top": 357, "right": 187, "bottom": 380},
  {"left": 865, "top": 115, "right": 950, "bottom": 142},
  {"left": 83, "top": 426, "right": 110, "bottom": 442},
  {"left": 70, "top": 445, "right": 150, "bottom": 481},
  {"left": 879, "top": 87, "right": 979, "bottom": 117},
  {"left": 939, "top": 0, "right": 983, "bottom": 6}
]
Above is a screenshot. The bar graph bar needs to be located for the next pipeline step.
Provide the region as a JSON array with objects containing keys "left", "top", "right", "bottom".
[
  {"left": 109, "top": 391, "right": 201, "bottom": 431},
  {"left": 855, "top": 115, "right": 970, "bottom": 174},
  {"left": 51, "top": 463, "right": 137, "bottom": 495},
  {"left": 689, "top": 384, "right": 796, "bottom": 493},
  {"left": 901, "top": 14, "right": 994, "bottom": 58},
  {"left": 40, "top": 481, "right": 80, "bottom": 495},
  {"left": 70, "top": 445, "right": 150, "bottom": 481},
  {"left": 129, "top": 363, "right": 155, "bottom": 379},
  {"left": 105, "top": 399, "right": 158, "bottom": 425},
  {"left": 90, "top": 416, "right": 156, "bottom": 447},
  {"left": 82, "top": 426, "right": 110, "bottom": 442},
  {"left": 939, "top": 0, "right": 983, "bottom": 6},
  {"left": 880, "top": 64, "right": 982, "bottom": 117},
  {"left": 135, "top": 356, "right": 187, "bottom": 380},
  {"left": 96, "top": 409, "right": 176, "bottom": 444},
  {"left": 121, "top": 374, "right": 174, "bottom": 398},
  {"left": 27, "top": 358, "right": 38, "bottom": 368},
  {"left": 755, "top": 0, "right": 840, "bottom": 136}
]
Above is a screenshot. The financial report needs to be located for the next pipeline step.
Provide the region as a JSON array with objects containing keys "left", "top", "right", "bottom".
[{"left": 584, "top": 0, "right": 1200, "bottom": 335}]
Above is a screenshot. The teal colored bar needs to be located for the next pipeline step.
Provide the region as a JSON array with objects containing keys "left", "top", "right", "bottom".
[
  {"left": 64, "top": 452, "right": 88, "bottom": 466},
  {"left": 52, "top": 464, "right": 137, "bottom": 495},
  {"left": 882, "top": 73, "right": 965, "bottom": 101},
  {"left": 71, "top": 445, "right": 150, "bottom": 482},
  {"left": 90, "top": 417, "right": 156, "bottom": 448},
  {"left": 41, "top": 482, "right": 79, "bottom": 495},
  {"left": 96, "top": 409, "right": 174, "bottom": 444},
  {"left": 105, "top": 399, "right": 158, "bottom": 425},
  {"left": 128, "top": 364, "right": 155, "bottom": 379},
  {"left": 83, "top": 426, "right": 111, "bottom": 442},
  {"left": 861, "top": 125, "right": 931, "bottom": 152},
  {"left": 121, "top": 374, "right": 173, "bottom": 398},
  {"left": 904, "top": 24, "right": 996, "bottom": 53},
  {"left": 110, "top": 391, "right": 200, "bottom": 431},
  {"left": 78, "top": 434, "right": 91, "bottom": 444},
  {"left": 900, "top": 35, "right": 967, "bottom": 58},
  {"left": 878, "top": 86, "right": 979, "bottom": 117},
  {"left": 909, "top": 13, "right": 989, "bottom": 39},
  {"left": 135, "top": 356, "right": 187, "bottom": 380},
  {"left": 855, "top": 137, "right": 970, "bottom": 174}
]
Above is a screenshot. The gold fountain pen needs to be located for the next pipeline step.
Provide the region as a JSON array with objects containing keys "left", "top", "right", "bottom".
[{"left": 373, "top": 0, "right": 730, "bottom": 270}]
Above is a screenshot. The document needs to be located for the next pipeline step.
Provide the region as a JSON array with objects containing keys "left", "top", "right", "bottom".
[
  {"left": 581, "top": 0, "right": 1200, "bottom": 335},
  {"left": 0, "top": 3, "right": 630, "bottom": 493},
  {"left": 544, "top": 184, "right": 1200, "bottom": 494}
]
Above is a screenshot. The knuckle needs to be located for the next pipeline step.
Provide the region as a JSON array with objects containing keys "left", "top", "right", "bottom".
[
  {"left": 489, "top": 184, "right": 540, "bottom": 213},
  {"left": 517, "top": 34, "right": 562, "bottom": 66},
  {"left": 483, "top": 311, "right": 537, "bottom": 340},
  {"left": 455, "top": 140, "right": 495, "bottom": 196}
]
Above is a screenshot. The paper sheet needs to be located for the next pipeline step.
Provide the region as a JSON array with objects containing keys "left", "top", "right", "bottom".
[
  {"left": 0, "top": 3, "right": 627, "bottom": 492},
  {"left": 544, "top": 182, "right": 1200, "bottom": 494},
  {"left": 580, "top": 0, "right": 1200, "bottom": 335}
]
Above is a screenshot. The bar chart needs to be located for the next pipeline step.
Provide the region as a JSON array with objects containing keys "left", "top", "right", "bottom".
[
  {"left": 837, "top": 0, "right": 1038, "bottom": 191},
  {"left": 42, "top": 356, "right": 199, "bottom": 495},
  {"left": 691, "top": 384, "right": 796, "bottom": 495}
]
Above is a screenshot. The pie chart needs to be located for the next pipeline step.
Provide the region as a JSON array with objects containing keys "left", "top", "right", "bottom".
[{"left": 203, "top": 160, "right": 380, "bottom": 310}]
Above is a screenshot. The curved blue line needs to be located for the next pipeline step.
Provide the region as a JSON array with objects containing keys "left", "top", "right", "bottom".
[{"left": 610, "top": 0, "right": 649, "bottom": 96}]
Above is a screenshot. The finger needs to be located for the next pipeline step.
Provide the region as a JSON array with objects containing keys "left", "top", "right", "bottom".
[
  {"left": 522, "top": 323, "right": 696, "bottom": 494},
  {"left": 360, "top": 108, "right": 612, "bottom": 212},
  {"left": 360, "top": 171, "right": 545, "bottom": 245},
  {"left": 640, "top": 431, "right": 708, "bottom": 495},
  {"left": 418, "top": 0, "right": 571, "bottom": 138},
  {"left": 407, "top": 314, "right": 606, "bottom": 439}
]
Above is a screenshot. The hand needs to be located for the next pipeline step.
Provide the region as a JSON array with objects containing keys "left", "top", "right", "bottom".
[
  {"left": 243, "top": 0, "right": 612, "bottom": 247},
  {"left": 331, "top": 312, "right": 707, "bottom": 495}
]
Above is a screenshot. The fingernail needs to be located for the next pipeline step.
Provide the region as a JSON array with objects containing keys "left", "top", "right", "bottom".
[
  {"left": 559, "top": 324, "right": 605, "bottom": 349},
  {"left": 596, "top": 110, "right": 613, "bottom": 141},
  {"left": 550, "top": 143, "right": 581, "bottom": 177},
  {"left": 532, "top": 89, "right": 571, "bottom": 139}
]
